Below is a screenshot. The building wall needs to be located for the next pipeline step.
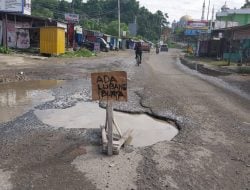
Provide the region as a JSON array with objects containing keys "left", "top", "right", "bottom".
[
  {"left": 234, "top": 14, "right": 250, "bottom": 25},
  {"left": 217, "top": 14, "right": 250, "bottom": 26},
  {"left": 234, "top": 29, "right": 250, "bottom": 40}
]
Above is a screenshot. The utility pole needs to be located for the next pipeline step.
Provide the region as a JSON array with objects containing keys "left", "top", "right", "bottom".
[
  {"left": 159, "top": 19, "right": 162, "bottom": 42},
  {"left": 118, "top": 0, "right": 121, "bottom": 39}
]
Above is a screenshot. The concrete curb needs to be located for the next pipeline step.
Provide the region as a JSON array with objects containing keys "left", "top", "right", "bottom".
[{"left": 180, "top": 57, "right": 233, "bottom": 76}]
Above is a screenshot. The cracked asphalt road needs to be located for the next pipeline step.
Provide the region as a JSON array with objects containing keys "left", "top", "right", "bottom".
[{"left": 0, "top": 49, "right": 249, "bottom": 190}]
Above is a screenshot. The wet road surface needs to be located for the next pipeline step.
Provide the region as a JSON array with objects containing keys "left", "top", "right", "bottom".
[
  {"left": 0, "top": 50, "right": 249, "bottom": 190},
  {"left": 134, "top": 49, "right": 250, "bottom": 190}
]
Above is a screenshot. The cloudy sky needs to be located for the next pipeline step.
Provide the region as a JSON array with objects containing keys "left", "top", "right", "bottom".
[{"left": 137, "top": 0, "right": 245, "bottom": 23}]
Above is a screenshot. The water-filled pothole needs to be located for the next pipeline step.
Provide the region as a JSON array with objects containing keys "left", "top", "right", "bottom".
[
  {"left": 35, "top": 102, "right": 178, "bottom": 147},
  {"left": 0, "top": 80, "right": 62, "bottom": 123}
]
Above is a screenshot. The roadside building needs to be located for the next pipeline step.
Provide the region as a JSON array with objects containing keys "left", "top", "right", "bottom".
[
  {"left": 185, "top": 20, "right": 210, "bottom": 54},
  {"left": 216, "top": 2, "right": 250, "bottom": 28},
  {"left": 0, "top": 13, "right": 66, "bottom": 50},
  {"left": 198, "top": 24, "right": 250, "bottom": 64},
  {"left": 197, "top": 2, "right": 250, "bottom": 61}
]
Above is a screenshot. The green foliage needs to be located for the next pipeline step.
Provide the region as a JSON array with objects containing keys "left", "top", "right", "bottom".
[
  {"left": 31, "top": 0, "right": 57, "bottom": 18},
  {"left": 59, "top": 48, "right": 95, "bottom": 58},
  {"left": 31, "top": 0, "right": 169, "bottom": 41},
  {"left": 237, "top": 66, "right": 250, "bottom": 73},
  {"left": 102, "top": 21, "right": 128, "bottom": 36},
  {"left": 242, "top": 0, "right": 250, "bottom": 8},
  {"left": 80, "top": 19, "right": 102, "bottom": 31},
  {"left": 135, "top": 8, "right": 169, "bottom": 41},
  {"left": 0, "top": 46, "right": 11, "bottom": 54},
  {"left": 134, "top": 35, "right": 143, "bottom": 40}
]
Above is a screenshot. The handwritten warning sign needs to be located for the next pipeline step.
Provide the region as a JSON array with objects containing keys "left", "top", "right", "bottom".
[{"left": 91, "top": 71, "right": 127, "bottom": 101}]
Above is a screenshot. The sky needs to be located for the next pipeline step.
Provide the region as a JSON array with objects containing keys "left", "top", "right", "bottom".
[{"left": 137, "top": 0, "right": 245, "bottom": 23}]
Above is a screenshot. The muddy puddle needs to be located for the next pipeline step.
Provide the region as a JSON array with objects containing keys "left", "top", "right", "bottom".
[
  {"left": 0, "top": 80, "right": 62, "bottom": 123},
  {"left": 35, "top": 102, "right": 178, "bottom": 147}
]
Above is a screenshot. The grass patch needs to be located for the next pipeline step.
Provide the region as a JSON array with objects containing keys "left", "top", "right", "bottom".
[
  {"left": 238, "top": 66, "right": 250, "bottom": 74},
  {"left": 60, "top": 48, "right": 95, "bottom": 58},
  {"left": 167, "top": 42, "right": 177, "bottom": 48},
  {"left": 0, "top": 46, "right": 11, "bottom": 54}
]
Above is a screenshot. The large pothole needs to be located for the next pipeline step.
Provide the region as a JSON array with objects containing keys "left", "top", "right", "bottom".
[{"left": 35, "top": 102, "right": 178, "bottom": 147}]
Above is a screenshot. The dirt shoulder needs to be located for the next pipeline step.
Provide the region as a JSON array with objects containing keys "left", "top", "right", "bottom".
[
  {"left": 180, "top": 56, "right": 250, "bottom": 97},
  {"left": 0, "top": 50, "right": 130, "bottom": 83}
]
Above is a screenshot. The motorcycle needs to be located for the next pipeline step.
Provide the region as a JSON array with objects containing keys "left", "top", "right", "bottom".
[{"left": 156, "top": 47, "right": 159, "bottom": 54}]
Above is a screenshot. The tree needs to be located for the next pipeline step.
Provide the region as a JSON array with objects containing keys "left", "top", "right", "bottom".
[
  {"left": 103, "top": 21, "right": 128, "bottom": 37},
  {"left": 242, "top": 0, "right": 250, "bottom": 8},
  {"left": 31, "top": 0, "right": 58, "bottom": 18},
  {"left": 31, "top": 0, "right": 169, "bottom": 41},
  {"left": 136, "top": 7, "right": 169, "bottom": 41}
]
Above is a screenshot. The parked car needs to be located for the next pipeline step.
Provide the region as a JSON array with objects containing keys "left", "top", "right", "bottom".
[
  {"left": 160, "top": 44, "right": 168, "bottom": 52},
  {"left": 142, "top": 42, "right": 151, "bottom": 52},
  {"left": 82, "top": 38, "right": 110, "bottom": 52},
  {"left": 96, "top": 37, "right": 110, "bottom": 52}
]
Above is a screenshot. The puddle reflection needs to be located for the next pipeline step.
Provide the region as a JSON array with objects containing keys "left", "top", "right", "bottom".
[{"left": 0, "top": 80, "right": 62, "bottom": 123}]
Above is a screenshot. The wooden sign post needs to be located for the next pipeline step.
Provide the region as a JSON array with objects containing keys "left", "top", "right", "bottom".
[
  {"left": 91, "top": 71, "right": 131, "bottom": 156},
  {"left": 91, "top": 71, "right": 128, "bottom": 102},
  {"left": 107, "top": 101, "right": 113, "bottom": 156}
]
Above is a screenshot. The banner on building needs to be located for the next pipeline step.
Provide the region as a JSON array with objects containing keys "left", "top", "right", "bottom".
[
  {"left": 186, "top": 20, "right": 208, "bottom": 30},
  {"left": 23, "top": 0, "right": 31, "bottom": 15},
  {"left": 185, "top": 29, "right": 207, "bottom": 36},
  {"left": 7, "top": 21, "right": 30, "bottom": 48},
  {"left": 65, "top": 13, "right": 79, "bottom": 23},
  {"left": 7, "top": 22, "right": 16, "bottom": 48},
  {"left": 214, "top": 21, "right": 239, "bottom": 30},
  {"left": 16, "top": 29, "right": 30, "bottom": 49},
  {"left": 0, "top": 0, "right": 31, "bottom": 15}
]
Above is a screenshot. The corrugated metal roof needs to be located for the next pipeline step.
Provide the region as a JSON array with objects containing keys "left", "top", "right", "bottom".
[{"left": 7, "top": 12, "right": 67, "bottom": 24}]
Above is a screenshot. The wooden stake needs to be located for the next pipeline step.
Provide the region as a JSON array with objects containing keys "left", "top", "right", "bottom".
[
  {"left": 101, "top": 102, "right": 132, "bottom": 155},
  {"left": 113, "top": 118, "right": 122, "bottom": 138},
  {"left": 107, "top": 101, "right": 113, "bottom": 156}
]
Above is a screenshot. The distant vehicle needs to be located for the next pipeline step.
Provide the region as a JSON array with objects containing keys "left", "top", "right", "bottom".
[
  {"left": 82, "top": 38, "right": 110, "bottom": 52},
  {"left": 142, "top": 42, "right": 150, "bottom": 52},
  {"left": 160, "top": 44, "right": 168, "bottom": 52},
  {"left": 97, "top": 37, "right": 110, "bottom": 52},
  {"left": 156, "top": 47, "right": 159, "bottom": 54}
]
